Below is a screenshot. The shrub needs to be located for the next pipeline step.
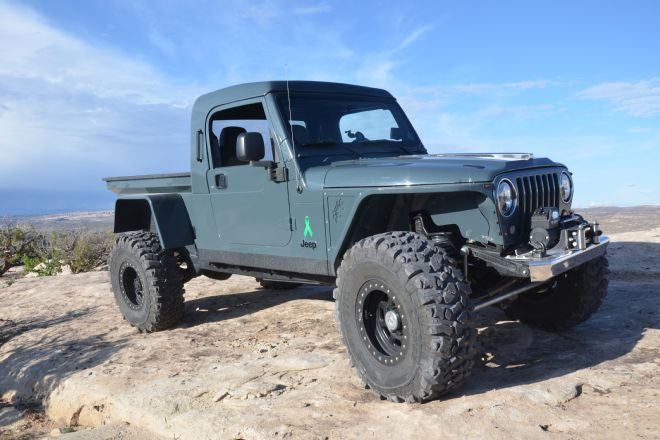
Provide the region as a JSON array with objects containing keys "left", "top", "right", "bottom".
[
  {"left": 20, "top": 229, "right": 113, "bottom": 277},
  {"left": 0, "top": 224, "right": 42, "bottom": 276},
  {"left": 20, "top": 231, "right": 63, "bottom": 277},
  {"left": 22, "top": 255, "right": 44, "bottom": 273},
  {"left": 68, "top": 231, "right": 113, "bottom": 274},
  {"left": 22, "top": 254, "right": 62, "bottom": 276}
]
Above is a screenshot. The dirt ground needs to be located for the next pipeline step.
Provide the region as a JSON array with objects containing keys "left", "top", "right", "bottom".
[{"left": 1, "top": 207, "right": 659, "bottom": 439}]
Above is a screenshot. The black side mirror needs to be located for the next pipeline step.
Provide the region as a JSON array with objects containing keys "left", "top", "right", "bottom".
[{"left": 236, "top": 132, "right": 265, "bottom": 162}]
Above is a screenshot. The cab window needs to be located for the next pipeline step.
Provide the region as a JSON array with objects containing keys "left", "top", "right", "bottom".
[{"left": 209, "top": 103, "right": 275, "bottom": 168}]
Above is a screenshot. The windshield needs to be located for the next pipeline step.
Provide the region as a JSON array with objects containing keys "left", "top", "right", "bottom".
[{"left": 277, "top": 94, "right": 425, "bottom": 163}]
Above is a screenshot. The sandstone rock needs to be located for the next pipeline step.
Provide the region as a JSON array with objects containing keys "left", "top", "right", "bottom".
[{"left": 0, "top": 211, "right": 659, "bottom": 440}]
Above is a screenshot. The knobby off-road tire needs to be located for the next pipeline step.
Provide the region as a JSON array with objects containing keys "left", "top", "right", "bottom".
[
  {"left": 505, "top": 256, "right": 609, "bottom": 331},
  {"left": 109, "top": 232, "right": 185, "bottom": 332},
  {"left": 256, "top": 278, "right": 302, "bottom": 290},
  {"left": 334, "top": 232, "right": 477, "bottom": 403}
]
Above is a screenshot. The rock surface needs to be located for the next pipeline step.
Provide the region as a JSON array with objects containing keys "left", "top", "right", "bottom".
[
  {"left": 1, "top": 208, "right": 659, "bottom": 439},
  {"left": 0, "top": 406, "right": 23, "bottom": 429}
]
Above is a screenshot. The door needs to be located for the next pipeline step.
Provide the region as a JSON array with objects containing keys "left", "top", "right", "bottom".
[{"left": 206, "top": 100, "right": 291, "bottom": 247}]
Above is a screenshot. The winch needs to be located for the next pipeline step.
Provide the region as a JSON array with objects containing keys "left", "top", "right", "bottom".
[{"left": 529, "top": 207, "right": 560, "bottom": 252}]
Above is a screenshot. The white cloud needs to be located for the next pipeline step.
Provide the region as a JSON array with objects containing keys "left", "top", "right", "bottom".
[
  {"left": 454, "top": 80, "right": 555, "bottom": 94},
  {"left": 293, "top": 4, "right": 332, "bottom": 15},
  {"left": 400, "top": 79, "right": 559, "bottom": 98},
  {"left": 576, "top": 78, "right": 660, "bottom": 117},
  {"left": 239, "top": 2, "right": 282, "bottom": 25},
  {"left": 627, "top": 126, "right": 654, "bottom": 133},
  {"left": 0, "top": 3, "right": 196, "bottom": 107},
  {"left": 472, "top": 103, "right": 556, "bottom": 119},
  {"left": 148, "top": 29, "right": 176, "bottom": 55},
  {"left": 0, "top": 2, "right": 201, "bottom": 193},
  {"left": 355, "top": 61, "right": 395, "bottom": 85},
  {"left": 393, "top": 81, "right": 561, "bottom": 139},
  {"left": 352, "top": 25, "right": 433, "bottom": 87},
  {"left": 394, "top": 26, "right": 433, "bottom": 52}
]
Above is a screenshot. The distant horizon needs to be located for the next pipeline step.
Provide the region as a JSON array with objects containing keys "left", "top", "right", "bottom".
[
  {"left": 0, "top": 188, "right": 116, "bottom": 217},
  {"left": 3, "top": 202, "right": 659, "bottom": 219}
]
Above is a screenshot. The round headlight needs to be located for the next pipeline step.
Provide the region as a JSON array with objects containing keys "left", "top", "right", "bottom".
[
  {"left": 496, "top": 179, "right": 516, "bottom": 216},
  {"left": 560, "top": 172, "right": 573, "bottom": 202}
]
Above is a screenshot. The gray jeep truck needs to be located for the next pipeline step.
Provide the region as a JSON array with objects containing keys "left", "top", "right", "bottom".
[{"left": 104, "top": 81, "right": 609, "bottom": 402}]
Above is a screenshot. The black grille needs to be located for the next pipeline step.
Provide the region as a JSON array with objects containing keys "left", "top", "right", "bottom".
[{"left": 515, "top": 172, "right": 560, "bottom": 233}]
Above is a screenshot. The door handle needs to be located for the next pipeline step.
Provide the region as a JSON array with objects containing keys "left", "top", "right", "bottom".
[{"left": 215, "top": 173, "right": 227, "bottom": 189}]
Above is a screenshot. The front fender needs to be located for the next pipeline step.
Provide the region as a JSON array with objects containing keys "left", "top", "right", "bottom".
[{"left": 326, "top": 183, "right": 499, "bottom": 273}]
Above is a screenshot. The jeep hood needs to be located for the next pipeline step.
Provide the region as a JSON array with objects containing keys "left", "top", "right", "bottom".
[{"left": 304, "top": 153, "right": 564, "bottom": 188}]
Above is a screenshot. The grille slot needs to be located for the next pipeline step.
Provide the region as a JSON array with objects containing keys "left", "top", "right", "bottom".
[{"left": 515, "top": 172, "right": 560, "bottom": 234}]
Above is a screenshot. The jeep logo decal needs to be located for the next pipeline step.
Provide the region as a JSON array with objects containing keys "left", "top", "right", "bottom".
[{"left": 300, "top": 240, "right": 317, "bottom": 249}]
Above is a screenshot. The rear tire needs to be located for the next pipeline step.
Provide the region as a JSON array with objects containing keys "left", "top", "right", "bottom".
[
  {"left": 334, "top": 232, "right": 476, "bottom": 402},
  {"left": 505, "top": 256, "right": 609, "bottom": 331},
  {"left": 256, "top": 278, "right": 302, "bottom": 290},
  {"left": 109, "top": 232, "right": 185, "bottom": 332}
]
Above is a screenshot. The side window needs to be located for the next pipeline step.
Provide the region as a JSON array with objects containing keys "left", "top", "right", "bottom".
[
  {"left": 339, "top": 109, "right": 400, "bottom": 142},
  {"left": 209, "top": 103, "right": 275, "bottom": 168}
]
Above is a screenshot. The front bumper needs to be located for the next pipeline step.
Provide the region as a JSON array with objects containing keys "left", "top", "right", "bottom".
[
  {"left": 517, "top": 236, "right": 609, "bottom": 282},
  {"left": 465, "top": 215, "right": 609, "bottom": 282}
]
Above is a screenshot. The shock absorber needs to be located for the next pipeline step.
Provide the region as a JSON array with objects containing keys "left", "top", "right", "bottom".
[{"left": 412, "top": 213, "right": 460, "bottom": 262}]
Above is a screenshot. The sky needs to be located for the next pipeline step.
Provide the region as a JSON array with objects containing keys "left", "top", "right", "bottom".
[{"left": 0, "top": 0, "right": 659, "bottom": 215}]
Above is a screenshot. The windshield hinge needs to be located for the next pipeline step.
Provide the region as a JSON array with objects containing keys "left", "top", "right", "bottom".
[{"left": 269, "top": 165, "right": 289, "bottom": 183}]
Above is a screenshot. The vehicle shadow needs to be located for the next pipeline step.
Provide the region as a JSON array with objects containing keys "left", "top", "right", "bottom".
[
  {"left": 453, "top": 241, "right": 660, "bottom": 398},
  {"left": 180, "top": 242, "right": 659, "bottom": 399},
  {"left": 181, "top": 284, "right": 334, "bottom": 327}
]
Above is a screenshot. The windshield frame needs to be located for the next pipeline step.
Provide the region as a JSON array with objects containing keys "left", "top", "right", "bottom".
[{"left": 273, "top": 92, "right": 426, "bottom": 165}]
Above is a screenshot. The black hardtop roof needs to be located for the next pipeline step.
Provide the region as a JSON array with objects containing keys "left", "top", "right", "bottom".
[{"left": 193, "top": 80, "right": 394, "bottom": 110}]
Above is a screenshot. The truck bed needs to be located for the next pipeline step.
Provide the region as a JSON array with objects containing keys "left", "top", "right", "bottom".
[{"left": 103, "top": 173, "right": 192, "bottom": 195}]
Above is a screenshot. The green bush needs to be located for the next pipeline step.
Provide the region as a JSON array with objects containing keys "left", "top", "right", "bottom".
[
  {"left": 22, "top": 255, "right": 42, "bottom": 273},
  {"left": 21, "top": 231, "right": 63, "bottom": 277},
  {"left": 0, "top": 224, "right": 42, "bottom": 276},
  {"left": 22, "top": 254, "right": 62, "bottom": 276},
  {"left": 68, "top": 231, "right": 113, "bottom": 274},
  {"left": 18, "top": 229, "right": 113, "bottom": 277}
]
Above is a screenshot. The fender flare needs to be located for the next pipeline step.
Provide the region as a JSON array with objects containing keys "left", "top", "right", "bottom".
[{"left": 113, "top": 194, "right": 195, "bottom": 250}]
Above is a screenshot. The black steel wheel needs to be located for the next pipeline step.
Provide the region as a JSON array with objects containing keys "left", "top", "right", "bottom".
[
  {"left": 334, "top": 232, "right": 476, "bottom": 403},
  {"left": 119, "top": 263, "right": 145, "bottom": 310},
  {"left": 358, "top": 280, "right": 409, "bottom": 366}
]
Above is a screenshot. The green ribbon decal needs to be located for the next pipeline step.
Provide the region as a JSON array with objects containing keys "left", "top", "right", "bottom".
[{"left": 303, "top": 216, "right": 313, "bottom": 238}]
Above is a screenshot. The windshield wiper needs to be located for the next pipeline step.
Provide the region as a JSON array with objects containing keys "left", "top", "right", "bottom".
[
  {"left": 300, "top": 141, "right": 337, "bottom": 147},
  {"left": 360, "top": 139, "right": 414, "bottom": 155}
]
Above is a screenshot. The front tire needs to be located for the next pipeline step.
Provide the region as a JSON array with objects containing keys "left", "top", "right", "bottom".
[
  {"left": 334, "top": 232, "right": 476, "bottom": 402},
  {"left": 505, "top": 256, "right": 609, "bottom": 331},
  {"left": 109, "top": 232, "right": 185, "bottom": 332}
]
